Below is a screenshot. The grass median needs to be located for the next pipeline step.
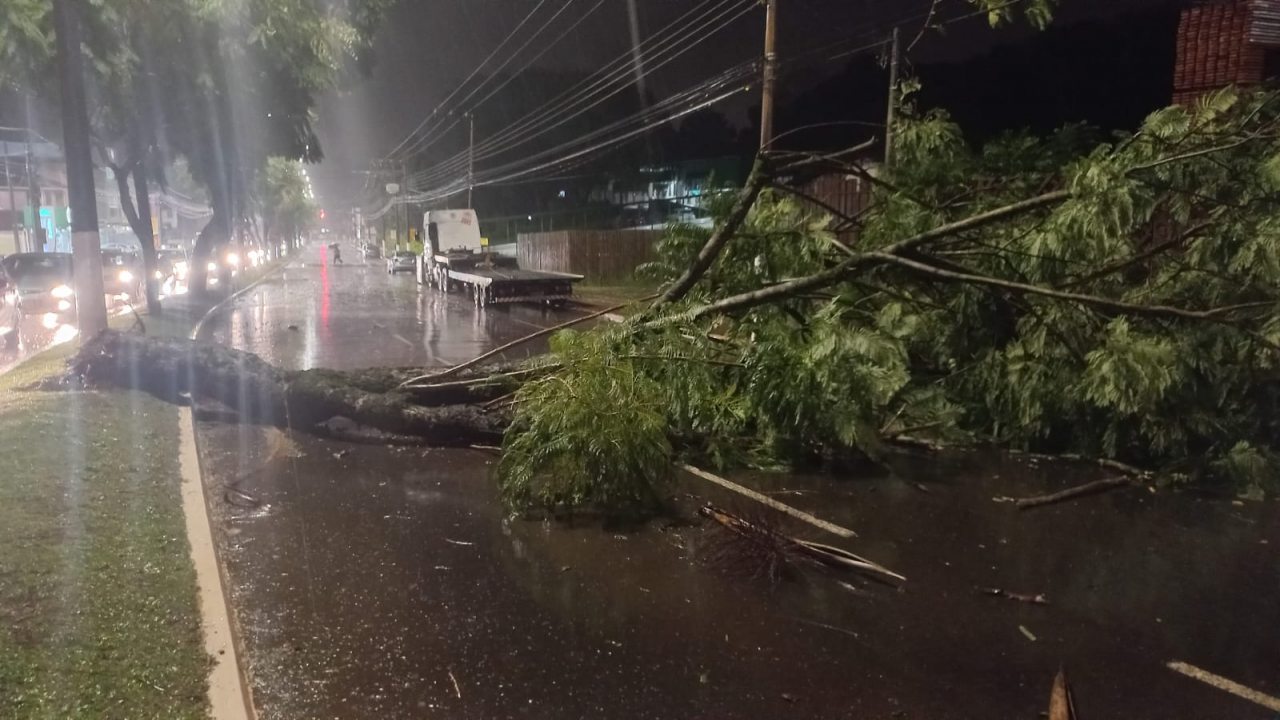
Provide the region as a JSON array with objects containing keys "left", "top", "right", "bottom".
[{"left": 0, "top": 275, "right": 268, "bottom": 718}]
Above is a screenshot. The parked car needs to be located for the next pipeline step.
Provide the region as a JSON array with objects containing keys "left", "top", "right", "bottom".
[
  {"left": 0, "top": 260, "right": 19, "bottom": 350},
  {"left": 387, "top": 250, "right": 416, "bottom": 274},
  {"left": 1, "top": 253, "right": 76, "bottom": 324},
  {"left": 363, "top": 244, "right": 382, "bottom": 260},
  {"left": 101, "top": 249, "right": 144, "bottom": 300}
]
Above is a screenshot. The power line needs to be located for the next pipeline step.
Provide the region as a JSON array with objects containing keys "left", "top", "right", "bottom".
[
  {"left": 384, "top": 0, "right": 555, "bottom": 160},
  {"left": 405, "top": 0, "right": 749, "bottom": 187},
  {"left": 395, "top": 0, "right": 586, "bottom": 160},
  {"left": 407, "top": 0, "right": 755, "bottom": 190}
]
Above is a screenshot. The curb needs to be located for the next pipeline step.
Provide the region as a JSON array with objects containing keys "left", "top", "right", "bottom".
[{"left": 182, "top": 258, "right": 292, "bottom": 720}]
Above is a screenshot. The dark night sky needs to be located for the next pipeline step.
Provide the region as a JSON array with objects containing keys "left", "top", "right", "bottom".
[{"left": 313, "top": 0, "right": 1175, "bottom": 205}]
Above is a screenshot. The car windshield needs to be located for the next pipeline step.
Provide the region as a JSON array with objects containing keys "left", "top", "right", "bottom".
[
  {"left": 102, "top": 252, "right": 136, "bottom": 267},
  {"left": 3, "top": 254, "right": 71, "bottom": 278}
]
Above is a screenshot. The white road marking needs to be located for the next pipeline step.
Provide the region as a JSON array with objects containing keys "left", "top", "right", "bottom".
[
  {"left": 391, "top": 333, "right": 414, "bottom": 347},
  {"left": 1167, "top": 661, "right": 1280, "bottom": 712},
  {"left": 680, "top": 464, "right": 858, "bottom": 539}
]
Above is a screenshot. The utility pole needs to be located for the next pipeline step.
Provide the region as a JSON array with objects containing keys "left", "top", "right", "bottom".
[
  {"left": 467, "top": 112, "right": 475, "bottom": 208},
  {"left": 759, "top": 0, "right": 778, "bottom": 150},
  {"left": 400, "top": 160, "right": 409, "bottom": 250},
  {"left": 52, "top": 0, "right": 107, "bottom": 335},
  {"left": 883, "top": 27, "right": 901, "bottom": 171}
]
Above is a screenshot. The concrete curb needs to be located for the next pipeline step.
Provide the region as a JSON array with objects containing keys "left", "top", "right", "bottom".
[{"left": 181, "top": 258, "right": 292, "bottom": 720}]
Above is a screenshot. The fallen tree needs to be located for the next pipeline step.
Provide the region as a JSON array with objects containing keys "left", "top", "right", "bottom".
[
  {"left": 59, "top": 330, "right": 514, "bottom": 446},
  {"left": 44, "top": 87, "right": 1280, "bottom": 516}
]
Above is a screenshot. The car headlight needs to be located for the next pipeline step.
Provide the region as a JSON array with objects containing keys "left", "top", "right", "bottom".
[
  {"left": 51, "top": 285, "right": 74, "bottom": 299},
  {"left": 118, "top": 270, "right": 134, "bottom": 283},
  {"left": 226, "top": 253, "right": 240, "bottom": 267},
  {"left": 207, "top": 262, "right": 218, "bottom": 273}
]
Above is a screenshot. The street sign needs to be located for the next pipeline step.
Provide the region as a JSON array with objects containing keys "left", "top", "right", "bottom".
[{"left": 385, "top": 183, "right": 401, "bottom": 195}]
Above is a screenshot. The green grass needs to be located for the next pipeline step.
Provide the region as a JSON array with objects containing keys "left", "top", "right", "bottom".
[
  {"left": 0, "top": 390, "right": 209, "bottom": 719},
  {"left": 0, "top": 305, "right": 210, "bottom": 718}
]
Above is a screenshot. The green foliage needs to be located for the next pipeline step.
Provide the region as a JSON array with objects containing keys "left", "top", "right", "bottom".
[
  {"left": 499, "top": 330, "right": 674, "bottom": 516},
  {"left": 503, "top": 86, "right": 1280, "bottom": 514},
  {"left": 260, "top": 157, "right": 317, "bottom": 244},
  {"left": 970, "top": 0, "right": 1057, "bottom": 30}
]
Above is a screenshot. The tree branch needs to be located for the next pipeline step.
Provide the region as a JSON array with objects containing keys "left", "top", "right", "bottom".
[
  {"left": 1057, "top": 219, "right": 1213, "bottom": 289},
  {"left": 869, "top": 250, "right": 1277, "bottom": 323},
  {"left": 652, "top": 157, "right": 768, "bottom": 308},
  {"left": 667, "top": 190, "right": 1072, "bottom": 322}
]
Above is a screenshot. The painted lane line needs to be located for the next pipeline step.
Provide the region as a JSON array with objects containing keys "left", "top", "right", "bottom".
[
  {"left": 1167, "top": 661, "right": 1280, "bottom": 712},
  {"left": 392, "top": 333, "right": 414, "bottom": 347},
  {"left": 680, "top": 464, "right": 857, "bottom": 539}
]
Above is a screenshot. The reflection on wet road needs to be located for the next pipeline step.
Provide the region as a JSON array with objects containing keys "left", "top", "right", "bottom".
[
  {"left": 0, "top": 296, "right": 143, "bottom": 376},
  {"left": 197, "top": 248, "right": 1280, "bottom": 719},
  {"left": 202, "top": 246, "right": 583, "bottom": 370}
]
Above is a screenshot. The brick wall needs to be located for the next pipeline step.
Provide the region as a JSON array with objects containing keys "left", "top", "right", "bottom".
[{"left": 1173, "top": 0, "right": 1267, "bottom": 105}]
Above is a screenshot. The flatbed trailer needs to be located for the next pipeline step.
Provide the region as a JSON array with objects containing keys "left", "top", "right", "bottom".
[{"left": 416, "top": 210, "right": 583, "bottom": 307}]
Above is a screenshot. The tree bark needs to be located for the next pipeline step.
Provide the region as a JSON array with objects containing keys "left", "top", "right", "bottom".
[
  {"left": 132, "top": 166, "right": 162, "bottom": 313},
  {"left": 113, "top": 162, "right": 162, "bottom": 314},
  {"left": 63, "top": 330, "right": 511, "bottom": 445}
]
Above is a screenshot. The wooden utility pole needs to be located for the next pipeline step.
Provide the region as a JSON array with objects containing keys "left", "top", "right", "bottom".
[
  {"left": 759, "top": 0, "right": 778, "bottom": 150},
  {"left": 52, "top": 0, "right": 107, "bottom": 335},
  {"left": 883, "top": 27, "right": 901, "bottom": 171},
  {"left": 467, "top": 112, "right": 475, "bottom": 208},
  {"left": 401, "top": 160, "right": 409, "bottom": 250}
]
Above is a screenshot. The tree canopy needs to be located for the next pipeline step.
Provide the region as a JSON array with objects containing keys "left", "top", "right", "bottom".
[
  {"left": 497, "top": 87, "right": 1280, "bottom": 515},
  {"left": 0, "top": 0, "right": 392, "bottom": 290}
]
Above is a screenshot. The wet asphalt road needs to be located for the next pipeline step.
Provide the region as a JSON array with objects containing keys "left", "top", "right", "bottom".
[
  {"left": 195, "top": 247, "right": 1280, "bottom": 719},
  {"left": 0, "top": 295, "right": 136, "bottom": 376},
  {"left": 203, "top": 246, "right": 577, "bottom": 371}
]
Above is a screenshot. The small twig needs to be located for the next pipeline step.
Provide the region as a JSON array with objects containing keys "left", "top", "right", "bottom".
[
  {"left": 792, "top": 617, "right": 862, "bottom": 639},
  {"left": 481, "top": 391, "right": 517, "bottom": 410},
  {"left": 398, "top": 297, "right": 656, "bottom": 388},
  {"left": 1004, "top": 477, "right": 1137, "bottom": 510},
  {"left": 980, "top": 587, "right": 1049, "bottom": 605},
  {"left": 447, "top": 669, "right": 462, "bottom": 699}
]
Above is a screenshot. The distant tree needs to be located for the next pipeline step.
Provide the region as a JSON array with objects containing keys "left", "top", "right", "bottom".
[
  {"left": 0, "top": 0, "right": 393, "bottom": 297},
  {"left": 259, "top": 158, "right": 317, "bottom": 253}
]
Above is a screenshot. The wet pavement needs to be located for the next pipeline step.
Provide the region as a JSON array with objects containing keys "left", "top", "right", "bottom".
[
  {"left": 195, "top": 247, "right": 1280, "bottom": 719},
  {"left": 203, "top": 246, "right": 583, "bottom": 371}
]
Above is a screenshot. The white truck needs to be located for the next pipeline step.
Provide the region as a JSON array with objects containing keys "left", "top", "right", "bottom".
[{"left": 416, "top": 209, "right": 583, "bottom": 307}]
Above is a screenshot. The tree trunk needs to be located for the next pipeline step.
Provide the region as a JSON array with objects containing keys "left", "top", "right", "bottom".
[
  {"left": 63, "top": 330, "right": 512, "bottom": 445},
  {"left": 113, "top": 163, "right": 162, "bottom": 315},
  {"left": 191, "top": 210, "right": 229, "bottom": 296},
  {"left": 132, "top": 167, "right": 162, "bottom": 314}
]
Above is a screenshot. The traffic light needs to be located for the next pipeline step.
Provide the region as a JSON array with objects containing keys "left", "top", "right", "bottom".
[{"left": 319, "top": 208, "right": 327, "bottom": 221}]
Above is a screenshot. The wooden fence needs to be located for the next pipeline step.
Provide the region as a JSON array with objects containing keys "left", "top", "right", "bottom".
[{"left": 518, "top": 229, "right": 662, "bottom": 282}]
